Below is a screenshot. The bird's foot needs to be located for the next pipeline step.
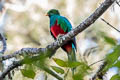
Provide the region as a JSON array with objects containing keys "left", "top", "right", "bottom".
[
  {"left": 57, "top": 34, "right": 65, "bottom": 46},
  {"left": 57, "top": 34, "right": 64, "bottom": 40}
]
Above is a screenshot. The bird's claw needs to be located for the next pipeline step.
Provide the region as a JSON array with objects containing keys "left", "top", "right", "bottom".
[
  {"left": 57, "top": 34, "right": 64, "bottom": 46},
  {"left": 57, "top": 34, "right": 64, "bottom": 39}
]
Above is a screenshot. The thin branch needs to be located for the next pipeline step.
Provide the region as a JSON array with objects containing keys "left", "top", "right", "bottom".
[
  {"left": 116, "top": 0, "right": 120, "bottom": 7},
  {"left": 0, "top": 34, "right": 7, "bottom": 54},
  {"left": 26, "top": 32, "right": 41, "bottom": 46},
  {"left": 0, "top": 48, "right": 45, "bottom": 61},
  {"left": 0, "top": 55, "right": 63, "bottom": 80},
  {"left": 92, "top": 18, "right": 120, "bottom": 80},
  {"left": 0, "top": 61, "right": 22, "bottom": 80},
  {"left": 83, "top": 46, "right": 98, "bottom": 57},
  {"left": 42, "top": 65, "right": 63, "bottom": 80},
  {"left": 0, "top": 0, "right": 116, "bottom": 79},
  {"left": 101, "top": 18, "right": 120, "bottom": 32},
  {"left": 89, "top": 59, "right": 104, "bottom": 66},
  {"left": 64, "top": 69, "right": 69, "bottom": 80},
  {"left": 92, "top": 61, "right": 107, "bottom": 80}
]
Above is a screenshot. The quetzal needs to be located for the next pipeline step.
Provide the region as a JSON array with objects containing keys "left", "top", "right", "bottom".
[{"left": 46, "top": 9, "right": 77, "bottom": 74}]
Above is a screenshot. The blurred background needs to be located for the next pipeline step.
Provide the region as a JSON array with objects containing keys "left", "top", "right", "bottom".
[{"left": 0, "top": 0, "right": 120, "bottom": 80}]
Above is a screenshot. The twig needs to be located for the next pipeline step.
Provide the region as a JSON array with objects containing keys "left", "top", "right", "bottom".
[
  {"left": 0, "top": 0, "right": 116, "bottom": 79},
  {"left": 83, "top": 46, "right": 98, "bottom": 57},
  {"left": 0, "top": 61, "right": 22, "bottom": 80},
  {"left": 42, "top": 66, "right": 63, "bottom": 80},
  {"left": 45, "top": 73, "right": 48, "bottom": 80},
  {"left": 0, "top": 48, "right": 45, "bottom": 61},
  {"left": 0, "top": 54, "right": 63, "bottom": 80},
  {"left": 83, "top": 46, "right": 98, "bottom": 64},
  {"left": 92, "top": 61, "right": 107, "bottom": 80},
  {"left": 64, "top": 69, "right": 69, "bottom": 80},
  {"left": 116, "top": 0, "right": 120, "bottom": 7},
  {"left": 89, "top": 59, "right": 104, "bottom": 66},
  {"left": 101, "top": 18, "right": 120, "bottom": 32},
  {"left": 26, "top": 32, "right": 41, "bottom": 46},
  {"left": 0, "top": 34, "right": 7, "bottom": 54}
]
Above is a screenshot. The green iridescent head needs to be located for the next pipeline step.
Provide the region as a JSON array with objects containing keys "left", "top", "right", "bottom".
[{"left": 47, "top": 9, "right": 60, "bottom": 17}]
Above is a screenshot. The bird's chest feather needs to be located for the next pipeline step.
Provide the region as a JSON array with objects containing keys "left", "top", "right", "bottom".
[{"left": 50, "top": 20, "right": 66, "bottom": 38}]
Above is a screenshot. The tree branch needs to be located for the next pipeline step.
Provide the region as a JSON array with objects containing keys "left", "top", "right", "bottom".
[
  {"left": 0, "top": 0, "right": 116, "bottom": 79},
  {"left": 92, "top": 61, "right": 107, "bottom": 80},
  {"left": 101, "top": 18, "right": 120, "bottom": 32},
  {"left": 0, "top": 61, "right": 22, "bottom": 80},
  {"left": 0, "top": 55, "right": 63, "bottom": 80},
  {"left": 0, "top": 48, "right": 43, "bottom": 61},
  {"left": 0, "top": 34, "right": 7, "bottom": 54},
  {"left": 116, "top": 0, "right": 120, "bottom": 7}
]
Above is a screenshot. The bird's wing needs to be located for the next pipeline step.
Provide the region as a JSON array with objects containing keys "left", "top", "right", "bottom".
[
  {"left": 57, "top": 16, "right": 77, "bottom": 50},
  {"left": 57, "top": 16, "right": 72, "bottom": 32}
]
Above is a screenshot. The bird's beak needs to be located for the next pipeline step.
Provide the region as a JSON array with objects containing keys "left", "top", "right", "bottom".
[{"left": 46, "top": 14, "right": 48, "bottom": 16}]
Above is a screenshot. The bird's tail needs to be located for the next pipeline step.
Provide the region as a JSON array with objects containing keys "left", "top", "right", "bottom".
[
  {"left": 67, "top": 48, "right": 76, "bottom": 62},
  {"left": 67, "top": 44, "right": 76, "bottom": 75}
]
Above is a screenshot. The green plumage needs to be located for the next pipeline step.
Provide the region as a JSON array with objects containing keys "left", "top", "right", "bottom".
[
  {"left": 57, "top": 17, "right": 72, "bottom": 32},
  {"left": 47, "top": 9, "right": 77, "bottom": 75}
]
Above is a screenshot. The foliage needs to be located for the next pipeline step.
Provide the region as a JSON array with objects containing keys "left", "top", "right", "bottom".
[
  {"left": 16, "top": 29, "right": 120, "bottom": 80},
  {"left": 20, "top": 52, "right": 63, "bottom": 80},
  {"left": 100, "top": 33, "right": 120, "bottom": 80},
  {"left": 103, "top": 35, "right": 116, "bottom": 46},
  {"left": 73, "top": 62, "right": 91, "bottom": 80},
  {"left": 21, "top": 69, "right": 36, "bottom": 79},
  {"left": 51, "top": 66, "right": 64, "bottom": 74},
  {"left": 100, "top": 32, "right": 117, "bottom": 46},
  {"left": 105, "top": 45, "right": 120, "bottom": 71},
  {"left": 20, "top": 64, "right": 36, "bottom": 79},
  {"left": 53, "top": 58, "right": 91, "bottom": 80},
  {"left": 2, "top": 0, "right": 118, "bottom": 80},
  {"left": 110, "top": 74, "right": 120, "bottom": 80},
  {"left": 53, "top": 58, "right": 81, "bottom": 68},
  {"left": 19, "top": 52, "right": 91, "bottom": 80}
]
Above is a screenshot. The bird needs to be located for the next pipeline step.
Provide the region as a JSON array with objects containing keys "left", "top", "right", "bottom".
[{"left": 46, "top": 9, "right": 77, "bottom": 74}]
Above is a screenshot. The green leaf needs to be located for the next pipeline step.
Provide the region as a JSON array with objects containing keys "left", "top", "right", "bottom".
[
  {"left": 21, "top": 69, "right": 36, "bottom": 79},
  {"left": 53, "top": 58, "right": 67, "bottom": 67},
  {"left": 114, "top": 60, "right": 120, "bottom": 68},
  {"left": 73, "top": 62, "right": 91, "bottom": 80},
  {"left": 67, "top": 61, "right": 81, "bottom": 68},
  {"left": 73, "top": 73, "right": 83, "bottom": 80},
  {"left": 51, "top": 66, "right": 64, "bottom": 74},
  {"left": 103, "top": 35, "right": 116, "bottom": 46},
  {"left": 53, "top": 58, "right": 86, "bottom": 68},
  {"left": 105, "top": 45, "right": 120, "bottom": 71},
  {"left": 110, "top": 74, "right": 120, "bottom": 80},
  {"left": 22, "top": 56, "right": 33, "bottom": 64}
]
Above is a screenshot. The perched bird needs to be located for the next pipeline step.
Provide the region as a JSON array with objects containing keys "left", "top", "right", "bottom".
[{"left": 46, "top": 9, "right": 77, "bottom": 74}]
